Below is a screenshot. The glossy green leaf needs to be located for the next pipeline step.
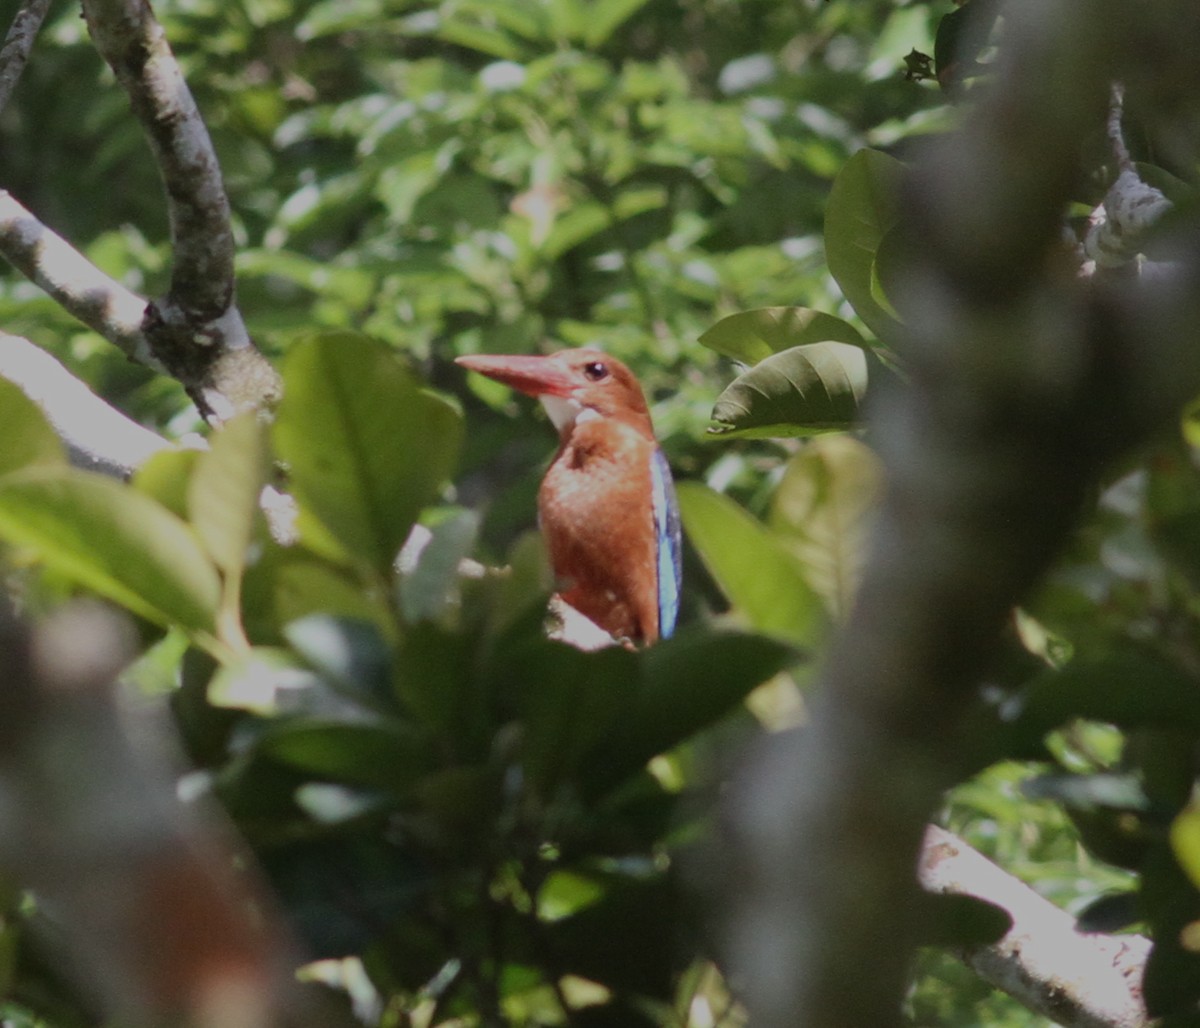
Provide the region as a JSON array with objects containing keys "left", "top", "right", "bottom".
[
  {"left": 0, "top": 376, "right": 65, "bottom": 475},
  {"left": 698, "top": 306, "right": 865, "bottom": 366},
  {"left": 0, "top": 467, "right": 220, "bottom": 632},
  {"left": 708, "top": 342, "right": 868, "bottom": 438},
  {"left": 189, "top": 413, "right": 269, "bottom": 577},
  {"left": 274, "top": 332, "right": 464, "bottom": 574},
  {"left": 581, "top": 628, "right": 800, "bottom": 797},
  {"left": 676, "top": 481, "right": 823, "bottom": 645},
  {"left": 770, "top": 435, "right": 882, "bottom": 619},
  {"left": 824, "top": 148, "right": 905, "bottom": 340}
]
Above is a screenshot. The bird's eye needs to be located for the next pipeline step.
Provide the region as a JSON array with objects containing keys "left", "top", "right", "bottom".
[{"left": 583, "top": 361, "right": 609, "bottom": 381}]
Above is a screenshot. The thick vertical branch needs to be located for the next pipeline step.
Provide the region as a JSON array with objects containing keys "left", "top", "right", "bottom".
[
  {"left": 719, "top": 3, "right": 1200, "bottom": 1026},
  {"left": 74, "top": 0, "right": 280, "bottom": 419}
]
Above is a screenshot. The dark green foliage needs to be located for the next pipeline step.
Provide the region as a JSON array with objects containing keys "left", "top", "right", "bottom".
[{"left": 12, "top": 0, "right": 1200, "bottom": 1024}]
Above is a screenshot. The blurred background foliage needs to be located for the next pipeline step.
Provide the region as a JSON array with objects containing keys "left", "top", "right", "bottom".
[{"left": 4, "top": 0, "right": 1191, "bottom": 1025}]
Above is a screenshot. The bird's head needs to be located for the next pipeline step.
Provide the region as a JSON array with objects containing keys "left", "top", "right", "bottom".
[{"left": 456, "top": 348, "right": 654, "bottom": 437}]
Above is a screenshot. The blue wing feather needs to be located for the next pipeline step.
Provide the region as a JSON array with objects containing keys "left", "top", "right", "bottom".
[{"left": 650, "top": 447, "right": 683, "bottom": 639}]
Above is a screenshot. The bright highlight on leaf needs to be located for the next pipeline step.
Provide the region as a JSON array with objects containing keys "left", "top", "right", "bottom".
[
  {"left": 699, "top": 306, "right": 865, "bottom": 365},
  {"left": 824, "top": 148, "right": 906, "bottom": 341},
  {"left": 708, "top": 341, "right": 868, "bottom": 438},
  {"left": 1171, "top": 803, "right": 1200, "bottom": 892},
  {"left": 676, "top": 481, "right": 823, "bottom": 645},
  {"left": 0, "top": 466, "right": 220, "bottom": 632},
  {"left": 274, "top": 331, "right": 464, "bottom": 574},
  {"left": 0, "top": 376, "right": 66, "bottom": 475}
]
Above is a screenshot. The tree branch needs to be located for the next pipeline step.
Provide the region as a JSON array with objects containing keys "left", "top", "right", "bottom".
[
  {"left": 920, "top": 828, "right": 1150, "bottom": 1028},
  {"left": 719, "top": 3, "right": 1200, "bottom": 1025},
  {"left": 72, "top": 0, "right": 280, "bottom": 420},
  {"left": 0, "top": 0, "right": 53, "bottom": 114},
  {"left": 0, "top": 333, "right": 170, "bottom": 476}
]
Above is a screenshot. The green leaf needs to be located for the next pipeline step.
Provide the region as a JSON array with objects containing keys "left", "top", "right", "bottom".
[
  {"left": 274, "top": 332, "right": 464, "bottom": 574},
  {"left": 770, "top": 435, "right": 882, "bottom": 619},
  {"left": 189, "top": 413, "right": 268, "bottom": 578},
  {"left": 398, "top": 510, "right": 481, "bottom": 625},
  {"left": 584, "top": 0, "right": 653, "bottom": 47},
  {"left": 824, "top": 148, "right": 905, "bottom": 340},
  {"left": 241, "top": 542, "right": 393, "bottom": 646},
  {"left": 699, "top": 307, "right": 865, "bottom": 366},
  {"left": 208, "top": 646, "right": 319, "bottom": 714},
  {"left": 1023, "top": 772, "right": 1149, "bottom": 812},
  {"left": 132, "top": 448, "right": 201, "bottom": 521},
  {"left": 284, "top": 614, "right": 393, "bottom": 702},
  {"left": 1172, "top": 804, "right": 1200, "bottom": 893},
  {"left": 708, "top": 342, "right": 868, "bottom": 438},
  {"left": 676, "top": 482, "right": 824, "bottom": 645},
  {"left": 0, "top": 467, "right": 220, "bottom": 633},
  {"left": 257, "top": 719, "right": 432, "bottom": 795},
  {"left": 581, "top": 628, "right": 800, "bottom": 797},
  {"left": 1008, "top": 652, "right": 1200, "bottom": 743},
  {"left": 918, "top": 893, "right": 1011, "bottom": 948},
  {"left": 513, "top": 641, "right": 638, "bottom": 793},
  {"left": 0, "top": 376, "right": 66, "bottom": 475}
]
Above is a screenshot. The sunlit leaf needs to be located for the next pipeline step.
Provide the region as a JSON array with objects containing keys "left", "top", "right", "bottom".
[
  {"left": 274, "top": 332, "right": 464, "bottom": 574},
  {"left": 770, "top": 435, "right": 882, "bottom": 619},
  {"left": 676, "top": 482, "right": 823, "bottom": 645},
  {"left": 133, "top": 448, "right": 201, "bottom": 521},
  {"left": 699, "top": 306, "right": 865, "bottom": 366},
  {"left": 0, "top": 376, "right": 65, "bottom": 475},
  {"left": 824, "top": 148, "right": 905, "bottom": 340},
  {"left": 1172, "top": 804, "right": 1200, "bottom": 893},
  {"left": 708, "top": 342, "right": 868, "bottom": 438},
  {"left": 208, "top": 646, "right": 318, "bottom": 714},
  {"left": 398, "top": 510, "right": 481, "bottom": 625},
  {"left": 189, "top": 413, "right": 269, "bottom": 578},
  {"left": 241, "top": 543, "right": 393, "bottom": 646},
  {"left": 0, "top": 467, "right": 219, "bottom": 632},
  {"left": 584, "top": 0, "right": 652, "bottom": 47}
]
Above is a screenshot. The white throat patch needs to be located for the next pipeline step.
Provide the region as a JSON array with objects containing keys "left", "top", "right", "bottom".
[{"left": 540, "top": 395, "right": 601, "bottom": 432}]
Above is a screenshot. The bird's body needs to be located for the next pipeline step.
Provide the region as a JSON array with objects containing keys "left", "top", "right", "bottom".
[{"left": 457, "top": 348, "right": 681, "bottom": 645}]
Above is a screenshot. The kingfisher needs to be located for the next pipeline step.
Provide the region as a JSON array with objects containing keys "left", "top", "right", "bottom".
[{"left": 457, "top": 348, "right": 682, "bottom": 645}]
